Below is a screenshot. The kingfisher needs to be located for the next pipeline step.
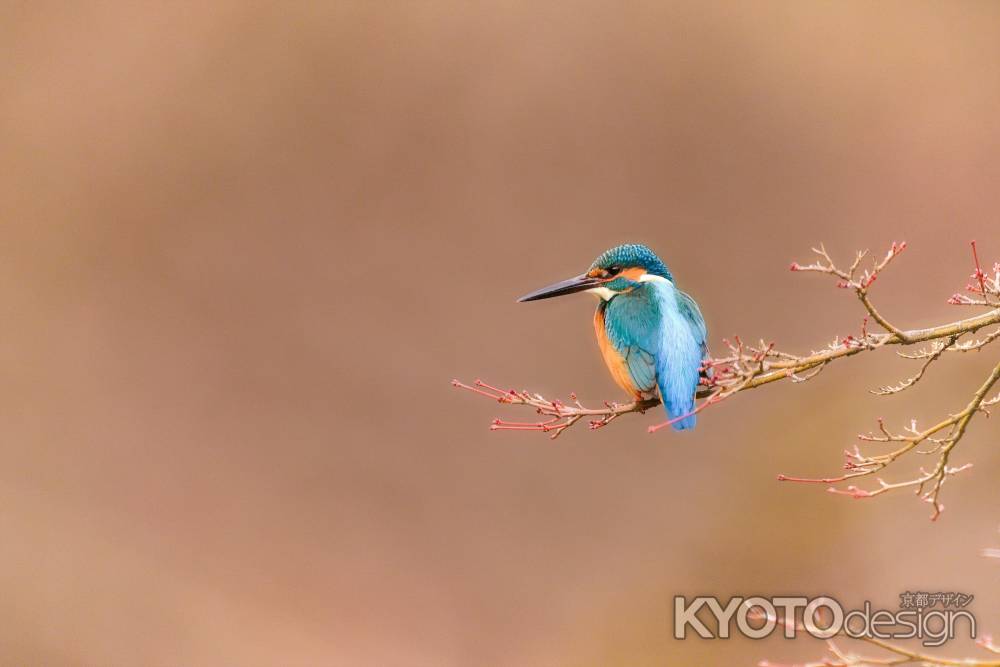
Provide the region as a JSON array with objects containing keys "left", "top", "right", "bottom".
[{"left": 517, "top": 243, "right": 708, "bottom": 431}]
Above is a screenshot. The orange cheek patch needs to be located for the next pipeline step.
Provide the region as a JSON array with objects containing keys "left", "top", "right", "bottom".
[{"left": 587, "top": 266, "right": 645, "bottom": 282}]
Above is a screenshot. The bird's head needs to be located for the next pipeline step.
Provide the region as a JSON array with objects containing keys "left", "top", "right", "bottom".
[{"left": 517, "top": 243, "right": 673, "bottom": 303}]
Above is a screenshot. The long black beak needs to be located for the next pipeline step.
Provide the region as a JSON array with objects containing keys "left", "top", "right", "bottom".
[{"left": 517, "top": 273, "right": 603, "bottom": 302}]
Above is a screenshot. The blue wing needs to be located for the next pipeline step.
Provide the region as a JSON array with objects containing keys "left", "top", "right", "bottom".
[
  {"left": 600, "top": 281, "right": 707, "bottom": 430},
  {"left": 654, "top": 285, "right": 707, "bottom": 430},
  {"left": 601, "top": 290, "right": 662, "bottom": 395}
]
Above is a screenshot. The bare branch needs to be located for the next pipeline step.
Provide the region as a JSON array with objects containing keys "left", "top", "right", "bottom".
[
  {"left": 451, "top": 379, "right": 661, "bottom": 440},
  {"left": 455, "top": 241, "right": 1000, "bottom": 519},
  {"left": 872, "top": 336, "right": 956, "bottom": 395},
  {"left": 781, "top": 360, "right": 1000, "bottom": 520}
]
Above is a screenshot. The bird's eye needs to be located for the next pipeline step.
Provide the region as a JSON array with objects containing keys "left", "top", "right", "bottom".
[{"left": 604, "top": 266, "right": 621, "bottom": 277}]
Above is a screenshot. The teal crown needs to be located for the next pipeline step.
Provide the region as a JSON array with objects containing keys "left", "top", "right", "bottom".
[{"left": 590, "top": 244, "right": 673, "bottom": 281}]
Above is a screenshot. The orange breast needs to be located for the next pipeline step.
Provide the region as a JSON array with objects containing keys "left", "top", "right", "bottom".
[{"left": 594, "top": 307, "right": 644, "bottom": 399}]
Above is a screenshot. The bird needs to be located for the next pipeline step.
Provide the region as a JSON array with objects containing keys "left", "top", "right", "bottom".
[{"left": 517, "top": 243, "right": 708, "bottom": 431}]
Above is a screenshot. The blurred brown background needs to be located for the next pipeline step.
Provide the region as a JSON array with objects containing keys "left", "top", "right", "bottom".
[{"left": 3, "top": 1, "right": 1000, "bottom": 665}]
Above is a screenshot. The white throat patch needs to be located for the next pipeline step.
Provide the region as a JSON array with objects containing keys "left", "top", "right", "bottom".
[{"left": 587, "top": 286, "right": 618, "bottom": 301}]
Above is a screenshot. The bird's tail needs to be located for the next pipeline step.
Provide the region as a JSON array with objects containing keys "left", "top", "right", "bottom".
[
  {"left": 656, "top": 345, "right": 702, "bottom": 431},
  {"left": 657, "top": 372, "right": 698, "bottom": 431},
  {"left": 663, "top": 396, "right": 697, "bottom": 431}
]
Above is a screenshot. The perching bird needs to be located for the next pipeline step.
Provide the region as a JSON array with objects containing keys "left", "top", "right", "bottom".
[{"left": 518, "top": 243, "right": 708, "bottom": 430}]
